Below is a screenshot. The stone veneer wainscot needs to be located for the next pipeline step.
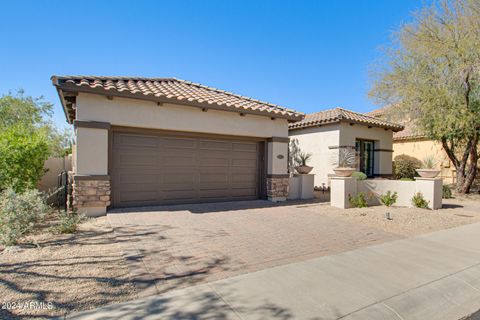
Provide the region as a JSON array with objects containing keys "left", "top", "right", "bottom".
[
  {"left": 72, "top": 176, "right": 111, "bottom": 208},
  {"left": 266, "top": 176, "right": 290, "bottom": 201}
]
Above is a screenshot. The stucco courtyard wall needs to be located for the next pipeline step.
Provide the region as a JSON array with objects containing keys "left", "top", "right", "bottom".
[
  {"left": 331, "top": 177, "right": 442, "bottom": 210},
  {"left": 38, "top": 155, "right": 72, "bottom": 192},
  {"left": 288, "top": 174, "right": 315, "bottom": 200},
  {"left": 357, "top": 179, "right": 415, "bottom": 207}
]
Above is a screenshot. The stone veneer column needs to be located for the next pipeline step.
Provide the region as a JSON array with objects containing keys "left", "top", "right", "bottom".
[
  {"left": 72, "top": 175, "right": 111, "bottom": 216},
  {"left": 266, "top": 176, "right": 290, "bottom": 202},
  {"left": 73, "top": 120, "right": 110, "bottom": 217},
  {"left": 266, "top": 137, "right": 290, "bottom": 202}
]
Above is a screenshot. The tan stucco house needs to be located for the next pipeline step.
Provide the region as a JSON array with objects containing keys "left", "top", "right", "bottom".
[
  {"left": 288, "top": 108, "right": 404, "bottom": 187},
  {"left": 367, "top": 106, "right": 457, "bottom": 184},
  {"left": 52, "top": 76, "right": 304, "bottom": 216}
]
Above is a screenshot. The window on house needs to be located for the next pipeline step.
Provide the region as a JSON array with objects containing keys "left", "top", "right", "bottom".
[{"left": 355, "top": 139, "right": 374, "bottom": 177}]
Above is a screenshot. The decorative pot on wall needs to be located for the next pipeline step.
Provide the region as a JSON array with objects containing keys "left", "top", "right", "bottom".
[
  {"left": 333, "top": 167, "right": 355, "bottom": 177},
  {"left": 416, "top": 169, "right": 440, "bottom": 178},
  {"left": 295, "top": 165, "right": 313, "bottom": 174}
]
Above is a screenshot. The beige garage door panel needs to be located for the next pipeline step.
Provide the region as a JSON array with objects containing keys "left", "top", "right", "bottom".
[{"left": 112, "top": 131, "right": 261, "bottom": 207}]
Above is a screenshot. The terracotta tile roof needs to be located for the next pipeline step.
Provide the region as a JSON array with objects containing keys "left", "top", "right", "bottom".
[
  {"left": 52, "top": 75, "right": 304, "bottom": 123},
  {"left": 367, "top": 106, "right": 426, "bottom": 140},
  {"left": 288, "top": 107, "right": 404, "bottom": 131},
  {"left": 392, "top": 123, "right": 426, "bottom": 140},
  {"left": 365, "top": 105, "right": 392, "bottom": 117}
]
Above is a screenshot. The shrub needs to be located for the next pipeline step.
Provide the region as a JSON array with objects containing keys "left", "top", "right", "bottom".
[
  {"left": 0, "top": 125, "right": 50, "bottom": 192},
  {"left": 393, "top": 154, "right": 422, "bottom": 180},
  {"left": 0, "top": 188, "right": 48, "bottom": 245},
  {"left": 411, "top": 192, "right": 429, "bottom": 209},
  {"left": 442, "top": 185, "right": 453, "bottom": 199},
  {"left": 379, "top": 191, "right": 398, "bottom": 207},
  {"left": 0, "top": 92, "right": 73, "bottom": 192},
  {"left": 349, "top": 192, "right": 369, "bottom": 208},
  {"left": 352, "top": 171, "right": 367, "bottom": 180},
  {"left": 400, "top": 177, "right": 414, "bottom": 181},
  {"left": 53, "top": 211, "right": 84, "bottom": 234}
]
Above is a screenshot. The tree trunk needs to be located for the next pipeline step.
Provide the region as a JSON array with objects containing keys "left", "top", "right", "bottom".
[
  {"left": 442, "top": 137, "right": 478, "bottom": 194},
  {"left": 460, "top": 137, "right": 479, "bottom": 194},
  {"left": 460, "top": 164, "right": 477, "bottom": 193},
  {"left": 455, "top": 163, "right": 467, "bottom": 193}
]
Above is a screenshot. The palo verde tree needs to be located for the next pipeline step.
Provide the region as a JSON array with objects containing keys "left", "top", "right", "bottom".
[{"left": 370, "top": 0, "right": 480, "bottom": 193}]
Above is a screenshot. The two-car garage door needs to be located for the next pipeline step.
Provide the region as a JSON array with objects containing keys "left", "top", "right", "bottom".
[{"left": 111, "top": 129, "right": 263, "bottom": 207}]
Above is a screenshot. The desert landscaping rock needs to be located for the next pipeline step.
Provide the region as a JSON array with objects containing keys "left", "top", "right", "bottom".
[
  {"left": 303, "top": 197, "right": 480, "bottom": 237},
  {"left": 0, "top": 217, "right": 137, "bottom": 319}
]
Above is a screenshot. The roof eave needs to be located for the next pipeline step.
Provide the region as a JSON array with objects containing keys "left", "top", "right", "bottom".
[
  {"left": 56, "top": 83, "right": 304, "bottom": 121},
  {"left": 393, "top": 134, "right": 428, "bottom": 141},
  {"left": 51, "top": 76, "right": 74, "bottom": 124},
  {"left": 289, "top": 119, "right": 404, "bottom": 131},
  {"left": 288, "top": 119, "right": 339, "bottom": 131},
  {"left": 391, "top": 126, "right": 405, "bottom": 132},
  {"left": 339, "top": 119, "right": 404, "bottom": 131}
]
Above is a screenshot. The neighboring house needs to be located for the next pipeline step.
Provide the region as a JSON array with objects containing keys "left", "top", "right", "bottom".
[
  {"left": 367, "top": 106, "right": 456, "bottom": 184},
  {"left": 52, "top": 76, "right": 303, "bottom": 216},
  {"left": 288, "top": 108, "right": 404, "bottom": 187}
]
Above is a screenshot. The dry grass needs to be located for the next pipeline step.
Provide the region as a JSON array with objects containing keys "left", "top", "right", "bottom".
[{"left": 0, "top": 217, "right": 137, "bottom": 319}]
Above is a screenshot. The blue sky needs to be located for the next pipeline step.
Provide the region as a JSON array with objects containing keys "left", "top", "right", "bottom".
[{"left": 0, "top": 0, "right": 423, "bottom": 129}]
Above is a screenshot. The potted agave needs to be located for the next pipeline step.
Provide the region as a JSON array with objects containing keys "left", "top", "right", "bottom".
[
  {"left": 295, "top": 152, "right": 314, "bottom": 174},
  {"left": 332, "top": 149, "right": 356, "bottom": 177},
  {"left": 416, "top": 156, "right": 440, "bottom": 178}
]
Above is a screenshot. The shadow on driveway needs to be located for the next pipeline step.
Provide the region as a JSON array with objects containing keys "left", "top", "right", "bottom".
[{"left": 108, "top": 198, "right": 329, "bottom": 215}]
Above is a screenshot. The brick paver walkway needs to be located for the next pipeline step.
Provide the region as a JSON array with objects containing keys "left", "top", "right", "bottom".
[{"left": 107, "top": 200, "right": 402, "bottom": 296}]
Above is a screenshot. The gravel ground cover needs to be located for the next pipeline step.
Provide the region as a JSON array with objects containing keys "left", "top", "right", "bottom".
[
  {"left": 305, "top": 194, "right": 480, "bottom": 237},
  {"left": 0, "top": 217, "right": 137, "bottom": 319}
]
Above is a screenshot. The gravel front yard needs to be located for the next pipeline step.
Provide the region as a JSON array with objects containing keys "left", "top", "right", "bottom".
[
  {"left": 0, "top": 217, "right": 137, "bottom": 319},
  {"left": 306, "top": 195, "right": 480, "bottom": 237}
]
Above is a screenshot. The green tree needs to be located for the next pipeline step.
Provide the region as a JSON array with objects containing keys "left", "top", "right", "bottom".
[
  {"left": 0, "top": 125, "right": 50, "bottom": 192},
  {"left": 0, "top": 90, "right": 53, "bottom": 129},
  {"left": 0, "top": 91, "right": 71, "bottom": 191},
  {"left": 370, "top": 0, "right": 480, "bottom": 193}
]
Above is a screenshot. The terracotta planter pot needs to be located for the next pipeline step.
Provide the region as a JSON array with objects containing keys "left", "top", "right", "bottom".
[
  {"left": 416, "top": 169, "right": 440, "bottom": 178},
  {"left": 333, "top": 167, "right": 355, "bottom": 177},
  {"left": 295, "top": 165, "right": 313, "bottom": 174}
]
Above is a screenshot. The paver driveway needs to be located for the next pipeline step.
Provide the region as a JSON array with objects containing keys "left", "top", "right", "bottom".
[{"left": 107, "top": 200, "right": 402, "bottom": 296}]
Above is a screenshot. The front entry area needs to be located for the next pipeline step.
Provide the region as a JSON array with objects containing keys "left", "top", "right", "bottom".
[
  {"left": 355, "top": 139, "right": 375, "bottom": 177},
  {"left": 111, "top": 128, "right": 263, "bottom": 207}
]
